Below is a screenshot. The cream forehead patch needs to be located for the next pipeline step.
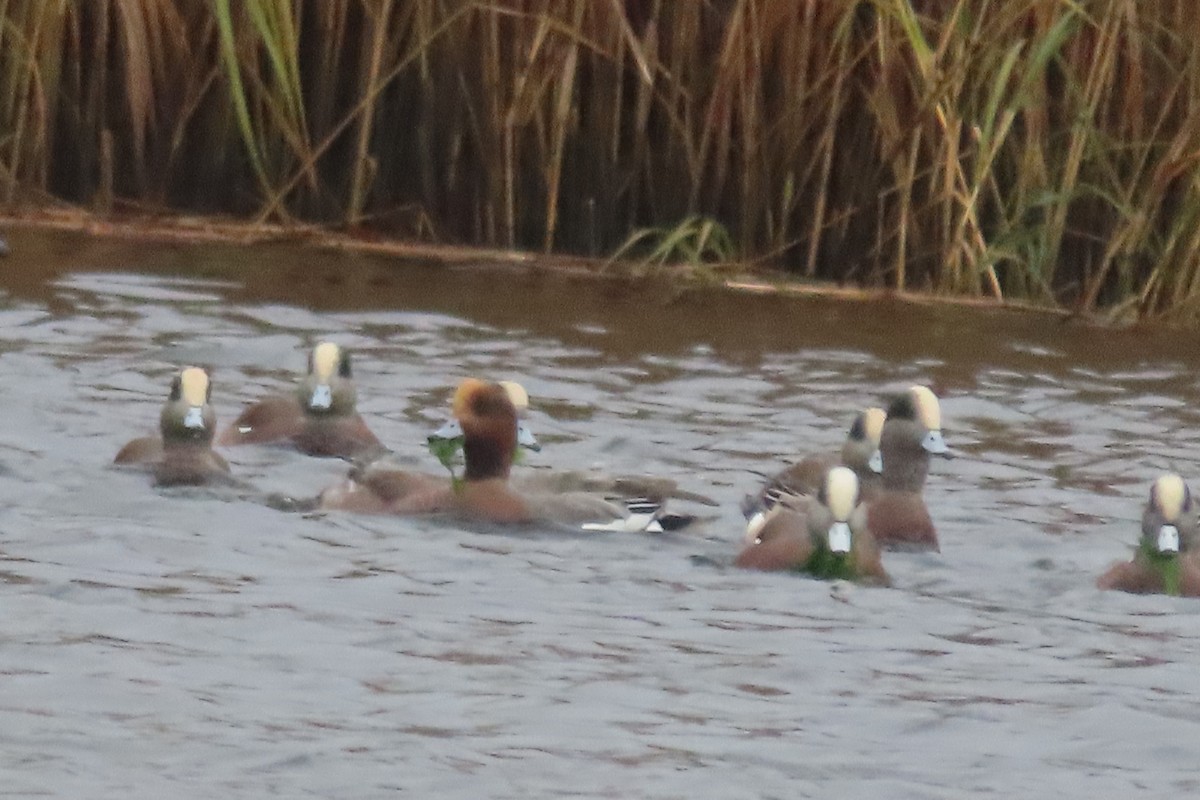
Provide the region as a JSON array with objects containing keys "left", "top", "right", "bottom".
[
  {"left": 452, "top": 378, "right": 488, "bottom": 416},
  {"left": 312, "top": 342, "right": 341, "bottom": 379},
  {"left": 862, "top": 407, "right": 886, "bottom": 444},
  {"left": 824, "top": 466, "right": 859, "bottom": 521},
  {"left": 1154, "top": 473, "right": 1188, "bottom": 521},
  {"left": 499, "top": 381, "right": 529, "bottom": 411},
  {"left": 910, "top": 385, "right": 942, "bottom": 430},
  {"left": 179, "top": 367, "right": 209, "bottom": 406}
]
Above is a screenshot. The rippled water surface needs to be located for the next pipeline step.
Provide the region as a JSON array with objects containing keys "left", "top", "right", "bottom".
[{"left": 4, "top": 228, "right": 1200, "bottom": 797}]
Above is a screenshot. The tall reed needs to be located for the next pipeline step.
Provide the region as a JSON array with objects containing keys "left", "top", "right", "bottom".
[{"left": 2, "top": 0, "right": 1200, "bottom": 318}]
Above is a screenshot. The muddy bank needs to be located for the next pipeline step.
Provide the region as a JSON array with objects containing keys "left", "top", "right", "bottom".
[{"left": 0, "top": 207, "right": 1080, "bottom": 319}]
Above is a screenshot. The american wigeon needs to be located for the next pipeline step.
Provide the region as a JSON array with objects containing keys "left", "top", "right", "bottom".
[
  {"left": 742, "top": 406, "right": 886, "bottom": 542},
  {"left": 218, "top": 342, "right": 383, "bottom": 459},
  {"left": 322, "top": 378, "right": 685, "bottom": 530},
  {"left": 114, "top": 366, "right": 231, "bottom": 487},
  {"left": 1098, "top": 474, "right": 1200, "bottom": 596},
  {"left": 734, "top": 467, "right": 889, "bottom": 585},
  {"left": 867, "top": 385, "right": 949, "bottom": 551}
]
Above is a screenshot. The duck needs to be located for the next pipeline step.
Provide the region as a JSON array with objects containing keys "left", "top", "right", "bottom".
[
  {"left": 1097, "top": 474, "right": 1200, "bottom": 597},
  {"left": 866, "top": 385, "right": 949, "bottom": 551},
  {"left": 422, "top": 379, "right": 714, "bottom": 509},
  {"left": 321, "top": 378, "right": 686, "bottom": 530},
  {"left": 114, "top": 366, "right": 231, "bottom": 487},
  {"left": 734, "top": 466, "right": 889, "bottom": 585},
  {"left": 218, "top": 341, "right": 383, "bottom": 459},
  {"left": 741, "top": 406, "right": 886, "bottom": 543},
  {"left": 322, "top": 379, "right": 541, "bottom": 514}
]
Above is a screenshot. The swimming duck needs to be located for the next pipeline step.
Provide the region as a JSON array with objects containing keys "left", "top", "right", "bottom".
[
  {"left": 114, "top": 366, "right": 231, "bottom": 487},
  {"left": 867, "top": 385, "right": 949, "bottom": 551},
  {"left": 1097, "top": 474, "right": 1200, "bottom": 597},
  {"left": 423, "top": 379, "right": 713, "bottom": 508},
  {"left": 742, "top": 406, "right": 886, "bottom": 542},
  {"left": 322, "top": 378, "right": 684, "bottom": 530},
  {"left": 323, "top": 380, "right": 539, "bottom": 515},
  {"left": 218, "top": 342, "right": 383, "bottom": 459},
  {"left": 734, "top": 467, "right": 889, "bottom": 584}
]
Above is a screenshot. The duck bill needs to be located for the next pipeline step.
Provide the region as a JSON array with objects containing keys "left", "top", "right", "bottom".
[
  {"left": 922, "top": 429, "right": 949, "bottom": 456},
  {"left": 429, "top": 419, "right": 463, "bottom": 442},
  {"left": 867, "top": 449, "right": 883, "bottom": 473},
  {"left": 309, "top": 384, "right": 333, "bottom": 411},
  {"left": 1157, "top": 524, "right": 1181, "bottom": 554},
  {"left": 517, "top": 423, "right": 540, "bottom": 452},
  {"left": 827, "top": 521, "right": 852, "bottom": 554},
  {"left": 427, "top": 419, "right": 465, "bottom": 471},
  {"left": 182, "top": 405, "right": 206, "bottom": 430}
]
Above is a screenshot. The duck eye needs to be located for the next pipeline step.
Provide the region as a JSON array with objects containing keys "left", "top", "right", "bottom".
[{"left": 339, "top": 352, "right": 352, "bottom": 378}]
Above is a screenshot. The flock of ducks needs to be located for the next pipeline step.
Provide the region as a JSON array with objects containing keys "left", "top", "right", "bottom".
[{"left": 114, "top": 342, "right": 1197, "bottom": 598}]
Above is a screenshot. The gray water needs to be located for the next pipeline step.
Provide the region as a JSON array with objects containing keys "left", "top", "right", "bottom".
[{"left": 2, "top": 228, "right": 1200, "bottom": 798}]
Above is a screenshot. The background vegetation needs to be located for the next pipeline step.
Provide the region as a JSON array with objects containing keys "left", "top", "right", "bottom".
[{"left": 1, "top": 0, "right": 1199, "bottom": 318}]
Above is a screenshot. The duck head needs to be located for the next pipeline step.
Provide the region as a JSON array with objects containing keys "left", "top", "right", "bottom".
[
  {"left": 453, "top": 378, "right": 520, "bottom": 481},
  {"left": 299, "top": 342, "right": 356, "bottom": 417},
  {"left": 1143, "top": 473, "right": 1197, "bottom": 555},
  {"left": 811, "top": 466, "right": 863, "bottom": 554},
  {"left": 160, "top": 366, "right": 216, "bottom": 444},
  {"left": 843, "top": 406, "right": 887, "bottom": 475},
  {"left": 879, "top": 385, "right": 949, "bottom": 491},
  {"left": 906, "top": 385, "right": 947, "bottom": 454}
]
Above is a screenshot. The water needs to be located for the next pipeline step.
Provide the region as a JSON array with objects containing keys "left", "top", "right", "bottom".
[{"left": 2, "top": 228, "right": 1200, "bottom": 797}]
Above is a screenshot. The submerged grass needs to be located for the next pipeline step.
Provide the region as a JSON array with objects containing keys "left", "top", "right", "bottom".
[{"left": 1, "top": 1, "right": 1200, "bottom": 320}]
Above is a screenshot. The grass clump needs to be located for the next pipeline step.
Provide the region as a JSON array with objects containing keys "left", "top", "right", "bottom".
[{"left": 609, "top": 215, "right": 737, "bottom": 276}]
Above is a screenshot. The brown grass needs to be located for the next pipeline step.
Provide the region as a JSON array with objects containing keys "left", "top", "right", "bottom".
[{"left": 1, "top": 1, "right": 1200, "bottom": 320}]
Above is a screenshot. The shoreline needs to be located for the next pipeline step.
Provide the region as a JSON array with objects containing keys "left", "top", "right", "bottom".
[{"left": 0, "top": 206, "right": 1083, "bottom": 323}]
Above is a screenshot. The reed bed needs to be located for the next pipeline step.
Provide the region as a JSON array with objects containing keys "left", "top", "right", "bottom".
[{"left": 1, "top": 0, "right": 1199, "bottom": 318}]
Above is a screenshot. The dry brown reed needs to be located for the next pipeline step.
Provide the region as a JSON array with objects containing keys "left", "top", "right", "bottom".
[{"left": 2, "top": 0, "right": 1200, "bottom": 319}]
